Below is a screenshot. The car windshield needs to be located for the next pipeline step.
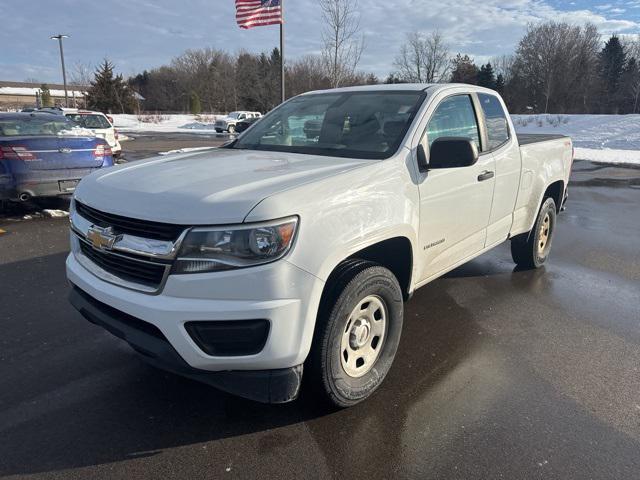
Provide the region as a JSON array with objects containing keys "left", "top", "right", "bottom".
[
  {"left": 230, "top": 91, "right": 425, "bottom": 159},
  {"left": 0, "top": 116, "right": 80, "bottom": 137},
  {"left": 227, "top": 112, "right": 241, "bottom": 119},
  {"left": 66, "top": 114, "right": 111, "bottom": 129}
]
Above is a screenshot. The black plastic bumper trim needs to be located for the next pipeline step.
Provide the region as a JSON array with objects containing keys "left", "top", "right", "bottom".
[{"left": 68, "top": 285, "right": 303, "bottom": 403}]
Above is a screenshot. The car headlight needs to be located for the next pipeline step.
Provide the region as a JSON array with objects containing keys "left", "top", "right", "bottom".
[{"left": 173, "top": 217, "right": 298, "bottom": 274}]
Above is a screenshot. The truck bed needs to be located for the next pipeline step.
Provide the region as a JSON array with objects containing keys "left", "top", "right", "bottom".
[{"left": 517, "top": 133, "right": 569, "bottom": 146}]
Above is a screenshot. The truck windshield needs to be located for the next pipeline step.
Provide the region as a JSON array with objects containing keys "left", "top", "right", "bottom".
[{"left": 230, "top": 91, "right": 425, "bottom": 159}]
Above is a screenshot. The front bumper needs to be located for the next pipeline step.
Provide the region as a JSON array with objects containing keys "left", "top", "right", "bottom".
[
  {"left": 66, "top": 251, "right": 325, "bottom": 372},
  {"left": 69, "top": 285, "right": 303, "bottom": 403}
]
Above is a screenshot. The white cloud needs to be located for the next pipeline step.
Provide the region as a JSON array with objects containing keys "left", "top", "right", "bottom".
[{"left": 1, "top": 0, "right": 638, "bottom": 81}]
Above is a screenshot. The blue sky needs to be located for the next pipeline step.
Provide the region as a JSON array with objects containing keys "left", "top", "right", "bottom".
[{"left": 2, "top": 0, "right": 639, "bottom": 83}]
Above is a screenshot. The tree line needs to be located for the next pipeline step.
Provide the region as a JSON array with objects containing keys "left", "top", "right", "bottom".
[{"left": 81, "top": 18, "right": 640, "bottom": 115}]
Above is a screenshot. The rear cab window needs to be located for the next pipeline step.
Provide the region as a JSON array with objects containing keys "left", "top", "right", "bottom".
[
  {"left": 425, "top": 95, "right": 481, "bottom": 150},
  {"left": 0, "top": 116, "right": 79, "bottom": 136},
  {"left": 477, "top": 93, "right": 510, "bottom": 150}
]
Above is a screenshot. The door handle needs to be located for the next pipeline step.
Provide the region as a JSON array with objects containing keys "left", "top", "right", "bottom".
[{"left": 477, "top": 170, "right": 495, "bottom": 182}]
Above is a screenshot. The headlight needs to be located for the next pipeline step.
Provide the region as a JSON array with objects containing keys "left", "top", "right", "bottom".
[{"left": 173, "top": 217, "right": 298, "bottom": 274}]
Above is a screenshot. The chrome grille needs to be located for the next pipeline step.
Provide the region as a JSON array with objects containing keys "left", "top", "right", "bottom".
[
  {"left": 78, "top": 238, "right": 169, "bottom": 289},
  {"left": 71, "top": 203, "right": 189, "bottom": 293},
  {"left": 75, "top": 201, "right": 187, "bottom": 241}
]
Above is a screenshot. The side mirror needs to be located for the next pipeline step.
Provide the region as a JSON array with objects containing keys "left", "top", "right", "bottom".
[{"left": 429, "top": 137, "right": 479, "bottom": 169}]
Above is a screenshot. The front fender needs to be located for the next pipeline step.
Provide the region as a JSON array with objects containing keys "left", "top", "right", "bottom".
[{"left": 245, "top": 152, "right": 421, "bottom": 284}]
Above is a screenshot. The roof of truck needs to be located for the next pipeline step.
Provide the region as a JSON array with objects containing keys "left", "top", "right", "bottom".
[{"left": 300, "top": 83, "right": 494, "bottom": 96}]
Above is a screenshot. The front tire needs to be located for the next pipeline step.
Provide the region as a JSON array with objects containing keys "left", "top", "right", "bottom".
[
  {"left": 227, "top": 125, "right": 236, "bottom": 134},
  {"left": 308, "top": 263, "right": 404, "bottom": 408},
  {"left": 511, "top": 197, "right": 557, "bottom": 269}
]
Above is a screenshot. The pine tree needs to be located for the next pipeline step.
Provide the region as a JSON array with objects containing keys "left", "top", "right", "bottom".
[
  {"left": 495, "top": 74, "right": 506, "bottom": 94},
  {"left": 86, "top": 59, "right": 135, "bottom": 113},
  {"left": 40, "top": 84, "right": 52, "bottom": 107},
  {"left": 450, "top": 54, "right": 479, "bottom": 84},
  {"left": 189, "top": 91, "right": 202, "bottom": 114},
  {"left": 477, "top": 63, "right": 496, "bottom": 89},
  {"left": 599, "top": 35, "right": 626, "bottom": 113}
]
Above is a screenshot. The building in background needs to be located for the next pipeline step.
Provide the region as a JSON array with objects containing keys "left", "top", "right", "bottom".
[{"left": 0, "top": 81, "right": 88, "bottom": 111}]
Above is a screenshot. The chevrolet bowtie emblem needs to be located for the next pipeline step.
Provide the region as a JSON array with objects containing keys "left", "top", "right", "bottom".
[{"left": 87, "top": 225, "right": 120, "bottom": 250}]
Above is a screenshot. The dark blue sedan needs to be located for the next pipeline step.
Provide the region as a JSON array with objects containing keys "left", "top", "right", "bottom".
[{"left": 0, "top": 112, "right": 114, "bottom": 201}]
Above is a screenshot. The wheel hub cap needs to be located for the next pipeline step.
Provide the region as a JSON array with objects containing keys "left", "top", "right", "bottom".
[
  {"left": 538, "top": 213, "right": 551, "bottom": 255},
  {"left": 340, "top": 295, "right": 387, "bottom": 378},
  {"left": 349, "top": 319, "right": 371, "bottom": 349}
]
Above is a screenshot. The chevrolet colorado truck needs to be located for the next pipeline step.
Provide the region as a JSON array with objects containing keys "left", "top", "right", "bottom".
[{"left": 66, "top": 84, "right": 573, "bottom": 407}]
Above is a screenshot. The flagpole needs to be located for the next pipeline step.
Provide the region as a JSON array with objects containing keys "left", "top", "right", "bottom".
[{"left": 280, "top": 0, "right": 285, "bottom": 104}]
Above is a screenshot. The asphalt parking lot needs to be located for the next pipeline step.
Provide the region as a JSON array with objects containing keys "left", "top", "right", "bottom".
[{"left": 1, "top": 143, "right": 639, "bottom": 478}]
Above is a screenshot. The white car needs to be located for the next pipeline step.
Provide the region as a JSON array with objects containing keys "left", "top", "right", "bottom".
[
  {"left": 66, "top": 84, "right": 573, "bottom": 406},
  {"left": 214, "top": 111, "right": 261, "bottom": 134},
  {"left": 63, "top": 110, "right": 122, "bottom": 158}
]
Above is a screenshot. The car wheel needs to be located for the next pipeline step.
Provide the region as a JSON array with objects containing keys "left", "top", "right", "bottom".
[
  {"left": 227, "top": 125, "right": 236, "bottom": 134},
  {"left": 511, "top": 197, "right": 557, "bottom": 269},
  {"left": 307, "top": 261, "right": 404, "bottom": 408}
]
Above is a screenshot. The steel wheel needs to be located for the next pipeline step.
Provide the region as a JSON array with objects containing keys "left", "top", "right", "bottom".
[
  {"left": 537, "top": 212, "right": 551, "bottom": 256},
  {"left": 340, "top": 295, "right": 387, "bottom": 378}
]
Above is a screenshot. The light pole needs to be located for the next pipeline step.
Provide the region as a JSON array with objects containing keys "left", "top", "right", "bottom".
[{"left": 50, "top": 34, "right": 69, "bottom": 107}]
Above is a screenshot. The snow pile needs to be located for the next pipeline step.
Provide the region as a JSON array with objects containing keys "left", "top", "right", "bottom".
[
  {"left": 42, "top": 209, "right": 69, "bottom": 218},
  {"left": 512, "top": 114, "right": 640, "bottom": 165},
  {"left": 111, "top": 114, "right": 225, "bottom": 134}
]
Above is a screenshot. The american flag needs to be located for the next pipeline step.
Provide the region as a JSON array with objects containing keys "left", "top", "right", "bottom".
[{"left": 235, "top": 0, "right": 283, "bottom": 30}]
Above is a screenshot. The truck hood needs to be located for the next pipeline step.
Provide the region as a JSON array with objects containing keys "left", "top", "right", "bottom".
[{"left": 74, "top": 148, "right": 371, "bottom": 224}]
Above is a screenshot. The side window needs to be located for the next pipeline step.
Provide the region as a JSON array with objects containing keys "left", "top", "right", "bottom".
[
  {"left": 238, "top": 114, "right": 246, "bottom": 120},
  {"left": 425, "top": 95, "right": 480, "bottom": 150},
  {"left": 478, "top": 93, "right": 510, "bottom": 150}
]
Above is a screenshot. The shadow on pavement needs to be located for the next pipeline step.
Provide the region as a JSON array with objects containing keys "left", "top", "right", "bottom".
[{"left": 1, "top": 249, "right": 638, "bottom": 478}]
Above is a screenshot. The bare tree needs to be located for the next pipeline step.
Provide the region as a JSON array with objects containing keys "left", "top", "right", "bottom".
[
  {"left": 490, "top": 54, "right": 516, "bottom": 84},
  {"left": 620, "top": 35, "right": 640, "bottom": 61},
  {"left": 319, "top": 0, "right": 365, "bottom": 88},
  {"left": 394, "top": 31, "right": 450, "bottom": 83},
  {"left": 287, "top": 55, "right": 330, "bottom": 96},
  {"left": 69, "top": 61, "right": 93, "bottom": 86},
  {"left": 514, "top": 21, "right": 600, "bottom": 113}
]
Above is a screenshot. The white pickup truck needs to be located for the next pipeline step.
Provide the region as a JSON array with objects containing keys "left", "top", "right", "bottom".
[{"left": 66, "top": 84, "right": 573, "bottom": 407}]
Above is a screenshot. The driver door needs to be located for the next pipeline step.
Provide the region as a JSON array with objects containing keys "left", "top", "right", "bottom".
[{"left": 416, "top": 94, "right": 496, "bottom": 282}]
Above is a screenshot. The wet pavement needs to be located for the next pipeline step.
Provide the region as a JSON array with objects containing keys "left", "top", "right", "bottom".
[{"left": 0, "top": 160, "right": 639, "bottom": 479}]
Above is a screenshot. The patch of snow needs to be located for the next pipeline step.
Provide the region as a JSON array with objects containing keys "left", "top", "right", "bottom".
[
  {"left": 111, "top": 114, "right": 226, "bottom": 134},
  {"left": 513, "top": 114, "right": 640, "bottom": 165},
  {"left": 574, "top": 148, "right": 640, "bottom": 165},
  {"left": 512, "top": 114, "right": 640, "bottom": 150},
  {"left": 158, "top": 147, "right": 218, "bottom": 156},
  {"left": 42, "top": 209, "right": 69, "bottom": 218}
]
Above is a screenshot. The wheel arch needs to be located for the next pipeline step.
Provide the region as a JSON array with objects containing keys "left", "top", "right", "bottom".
[
  {"left": 543, "top": 180, "right": 565, "bottom": 213},
  {"left": 318, "top": 236, "right": 414, "bottom": 312}
]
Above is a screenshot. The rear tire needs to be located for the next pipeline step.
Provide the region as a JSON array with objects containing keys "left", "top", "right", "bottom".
[
  {"left": 511, "top": 197, "right": 557, "bottom": 269},
  {"left": 307, "top": 262, "right": 404, "bottom": 408}
]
